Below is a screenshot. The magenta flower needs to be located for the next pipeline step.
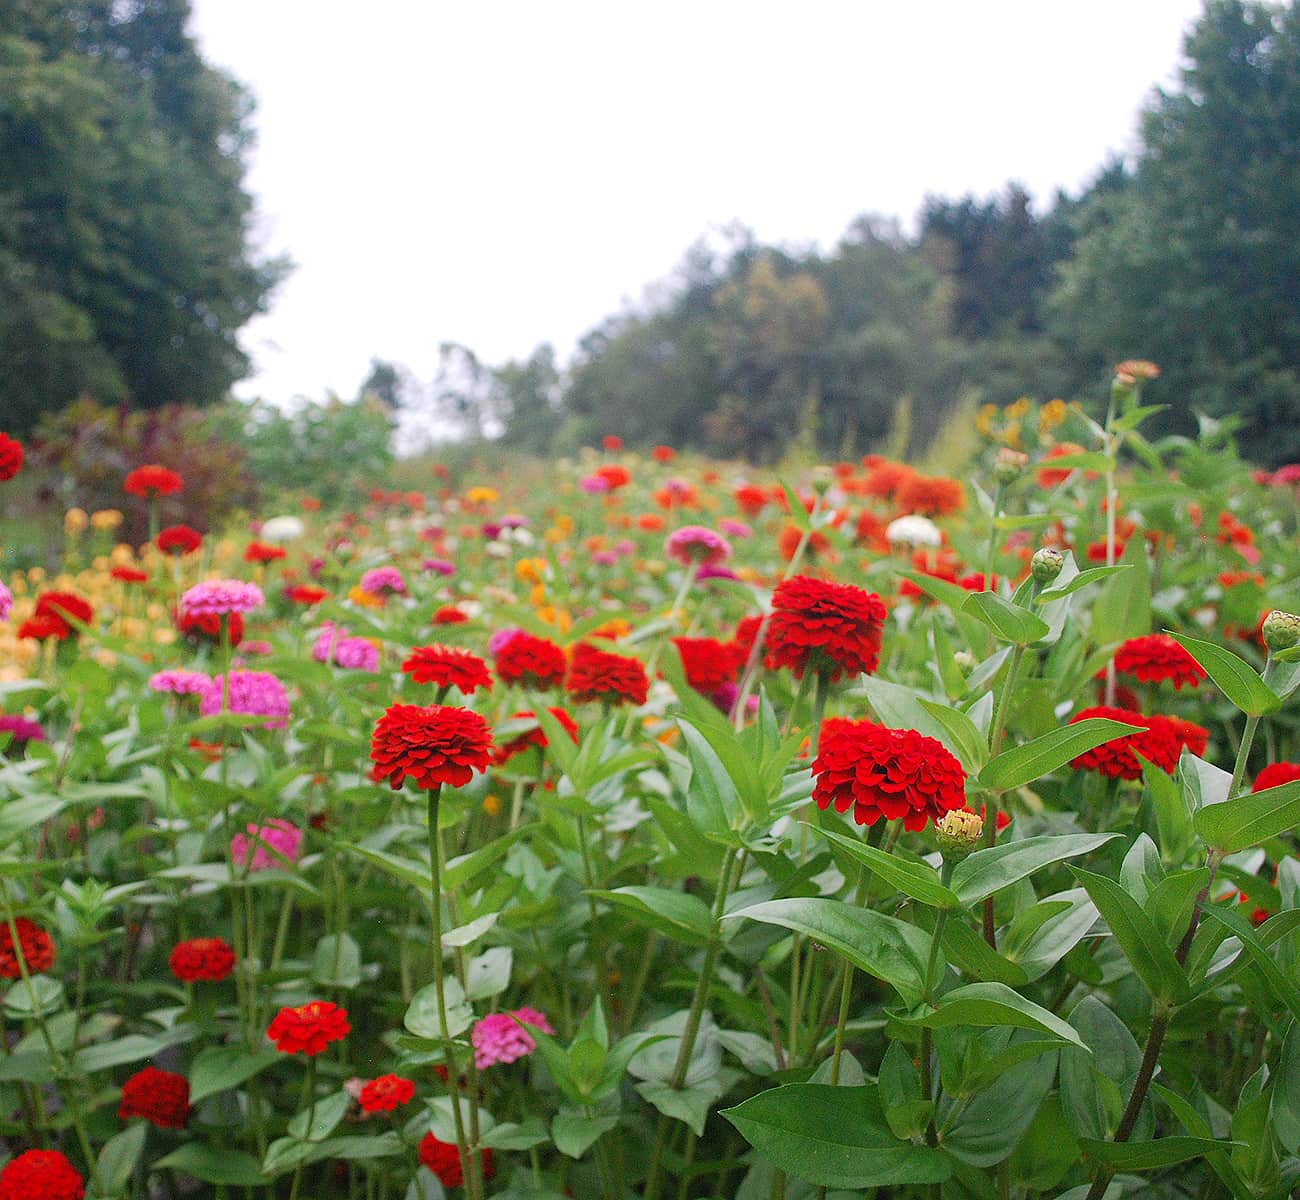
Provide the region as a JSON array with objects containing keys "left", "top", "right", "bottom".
[
  {"left": 665, "top": 525, "right": 732, "bottom": 568},
  {"left": 0, "top": 714, "right": 46, "bottom": 748},
  {"left": 488, "top": 627, "right": 523, "bottom": 656},
  {"left": 423, "top": 558, "right": 456, "bottom": 576},
  {"left": 359, "top": 566, "right": 406, "bottom": 596},
  {"left": 231, "top": 818, "right": 302, "bottom": 871},
  {"left": 181, "top": 579, "right": 264, "bottom": 617},
  {"left": 472, "top": 1007, "right": 555, "bottom": 1069},
  {"left": 579, "top": 474, "right": 611, "bottom": 494},
  {"left": 0, "top": 581, "right": 12, "bottom": 622},
  {"left": 149, "top": 669, "right": 213, "bottom": 696},
  {"left": 719, "top": 518, "right": 752, "bottom": 539},
  {"left": 200, "top": 670, "right": 291, "bottom": 728},
  {"left": 335, "top": 636, "right": 379, "bottom": 671}
]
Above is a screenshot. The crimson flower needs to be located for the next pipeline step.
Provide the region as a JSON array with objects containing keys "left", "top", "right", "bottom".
[
  {"left": 495, "top": 631, "right": 567, "bottom": 689},
  {"left": 370, "top": 704, "right": 494, "bottom": 790},
  {"left": 418, "top": 1132, "right": 494, "bottom": 1188},
  {"left": 1253, "top": 762, "right": 1300, "bottom": 792},
  {"left": 402, "top": 645, "right": 493, "bottom": 695},
  {"left": 169, "top": 937, "right": 236, "bottom": 982},
  {"left": 1113, "top": 634, "right": 1206, "bottom": 690},
  {"left": 672, "top": 636, "right": 742, "bottom": 694},
  {"left": 33, "top": 591, "right": 94, "bottom": 639},
  {"left": 119, "top": 1066, "right": 190, "bottom": 1128},
  {"left": 494, "top": 707, "right": 579, "bottom": 765},
  {"left": 286, "top": 585, "right": 329, "bottom": 605},
  {"left": 111, "top": 566, "right": 149, "bottom": 583},
  {"left": 157, "top": 525, "right": 203, "bottom": 555},
  {"left": 432, "top": 605, "right": 469, "bottom": 625},
  {"left": 267, "top": 1000, "right": 351, "bottom": 1055},
  {"left": 765, "top": 576, "right": 887, "bottom": 681},
  {"left": 175, "top": 607, "right": 244, "bottom": 647},
  {"left": 565, "top": 642, "right": 649, "bottom": 706},
  {"left": 244, "top": 541, "right": 287, "bottom": 563},
  {"left": 125, "top": 464, "right": 184, "bottom": 497},
  {"left": 1067, "top": 706, "right": 1180, "bottom": 779},
  {"left": 0, "top": 1149, "right": 84, "bottom": 1200},
  {"left": 0, "top": 433, "right": 24, "bottom": 482},
  {"left": 358, "top": 1074, "right": 415, "bottom": 1113},
  {"left": 0, "top": 917, "right": 54, "bottom": 978}
]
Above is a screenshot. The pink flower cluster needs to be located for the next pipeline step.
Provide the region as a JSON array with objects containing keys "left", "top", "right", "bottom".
[
  {"left": 359, "top": 567, "right": 406, "bottom": 596},
  {"left": 0, "top": 715, "right": 46, "bottom": 747},
  {"left": 0, "top": 581, "right": 12, "bottom": 622},
  {"left": 313, "top": 623, "right": 379, "bottom": 672},
  {"left": 471, "top": 1007, "right": 554, "bottom": 1069},
  {"left": 181, "top": 579, "right": 265, "bottom": 617},
  {"left": 200, "top": 671, "right": 291, "bottom": 728},
  {"left": 665, "top": 525, "right": 732, "bottom": 568},
  {"left": 149, "top": 669, "right": 212, "bottom": 696},
  {"left": 231, "top": 818, "right": 302, "bottom": 871}
]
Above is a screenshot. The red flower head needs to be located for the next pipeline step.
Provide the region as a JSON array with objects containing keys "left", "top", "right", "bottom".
[
  {"left": 0, "top": 917, "right": 55, "bottom": 978},
  {"left": 1253, "top": 762, "right": 1300, "bottom": 792},
  {"left": 1036, "top": 443, "right": 1091, "bottom": 488},
  {"left": 244, "top": 541, "right": 287, "bottom": 564},
  {"left": 370, "top": 704, "right": 494, "bottom": 790},
  {"left": 286, "top": 584, "right": 329, "bottom": 605},
  {"left": 125, "top": 465, "right": 184, "bottom": 497},
  {"left": 1113, "top": 634, "right": 1206, "bottom": 690},
  {"left": 33, "top": 591, "right": 93, "bottom": 639},
  {"left": 565, "top": 642, "right": 649, "bottom": 707},
  {"left": 896, "top": 474, "right": 965, "bottom": 517},
  {"left": 861, "top": 459, "right": 914, "bottom": 499},
  {"left": 402, "top": 645, "right": 493, "bottom": 695},
  {"left": 267, "top": 1000, "right": 351, "bottom": 1055},
  {"left": 418, "top": 1132, "right": 494, "bottom": 1189},
  {"left": 175, "top": 608, "right": 244, "bottom": 647},
  {"left": 732, "top": 614, "right": 765, "bottom": 661},
  {"left": 672, "top": 637, "right": 742, "bottom": 694},
  {"left": 0, "top": 1149, "right": 84, "bottom": 1200},
  {"left": 432, "top": 605, "right": 469, "bottom": 625},
  {"left": 764, "top": 576, "right": 887, "bottom": 682},
  {"left": 1153, "top": 714, "right": 1209, "bottom": 759},
  {"left": 18, "top": 615, "right": 70, "bottom": 641},
  {"left": 812, "top": 720, "right": 966, "bottom": 831},
  {"left": 1067, "top": 706, "right": 1179, "bottom": 779},
  {"left": 494, "top": 707, "right": 579, "bottom": 765},
  {"left": 157, "top": 525, "right": 203, "bottom": 555},
  {"left": 169, "top": 937, "right": 236, "bottom": 982},
  {"left": 602, "top": 435, "right": 624, "bottom": 452},
  {"left": 119, "top": 1066, "right": 190, "bottom": 1128},
  {"left": 0, "top": 433, "right": 24, "bottom": 482},
  {"left": 734, "top": 484, "right": 768, "bottom": 517},
  {"left": 111, "top": 566, "right": 149, "bottom": 584},
  {"left": 358, "top": 1073, "right": 416, "bottom": 1113},
  {"left": 495, "top": 631, "right": 568, "bottom": 689},
  {"left": 595, "top": 464, "right": 630, "bottom": 490},
  {"left": 652, "top": 445, "right": 676, "bottom": 463}
]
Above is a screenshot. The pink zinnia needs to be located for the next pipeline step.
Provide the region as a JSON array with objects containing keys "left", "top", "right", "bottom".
[
  {"left": 488, "top": 627, "right": 523, "bottom": 656},
  {"left": 423, "top": 558, "right": 456, "bottom": 576},
  {"left": 0, "top": 715, "right": 46, "bottom": 747},
  {"left": 200, "top": 671, "right": 291, "bottom": 728},
  {"left": 0, "top": 581, "right": 11, "bottom": 622},
  {"left": 336, "top": 636, "right": 379, "bottom": 671},
  {"left": 149, "top": 669, "right": 212, "bottom": 696},
  {"left": 665, "top": 525, "right": 732, "bottom": 567},
  {"left": 182, "top": 579, "right": 264, "bottom": 618},
  {"left": 472, "top": 1007, "right": 554, "bottom": 1069},
  {"left": 231, "top": 818, "right": 303, "bottom": 871},
  {"left": 719, "top": 518, "right": 752, "bottom": 539},
  {"left": 579, "top": 474, "right": 611, "bottom": 494},
  {"left": 359, "top": 567, "right": 406, "bottom": 596}
]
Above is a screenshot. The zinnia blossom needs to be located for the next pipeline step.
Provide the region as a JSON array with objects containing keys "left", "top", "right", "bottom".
[
  {"left": 119, "top": 1066, "right": 190, "bottom": 1128},
  {"left": 433, "top": 605, "right": 469, "bottom": 625},
  {"left": 565, "top": 642, "right": 650, "bottom": 706},
  {"left": 358, "top": 1074, "right": 416, "bottom": 1113},
  {"left": 0, "top": 916, "right": 55, "bottom": 978},
  {"left": 418, "top": 1132, "right": 494, "bottom": 1188},
  {"left": 812, "top": 719, "right": 966, "bottom": 831},
  {"left": 0, "top": 1149, "right": 84, "bottom": 1200},
  {"left": 665, "top": 525, "right": 732, "bottom": 567},
  {"left": 169, "top": 937, "right": 236, "bottom": 982},
  {"left": 1036, "top": 443, "right": 1091, "bottom": 488},
  {"left": 149, "top": 669, "right": 212, "bottom": 696},
  {"left": 370, "top": 704, "right": 494, "bottom": 790},
  {"left": 1113, "top": 634, "right": 1206, "bottom": 690},
  {"left": 244, "top": 541, "right": 287, "bottom": 563},
  {"left": 403, "top": 645, "right": 493, "bottom": 695},
  {"left": 1067, "top": 706, "right": 1179, "bottom": 779},
  {"left": 1253, "top": 762, "right": 1300, "bottom": 792},
  {"left": 110, "top": 565, "right": 149, "bottom": 583},
  {"left": 493, "top": 707, "right": 579, "bottom": 765},
  {"left": 472, "top": 1006, "right": 554, "bottom": 1069},
  {"left": 33, "top": 591, "right": 94, "bottom": 638},
  {"left": 673, "top": 637, "right": 742, "bottom": 694},
  {"left": 182, "top": 579, "right": 264, "bottom": 618},
  {"left": 765, "top": 576, "right": 887, "bottom": 681},
  {"left": 286, "top": 584, "right": 329, "bottom": 605},
  {"left": 495, "top": 631, "right": 567, "bottom": 689},
  {"left": 0, "top": 433, "right": 24, "bottom": 482},
  {"left": 158, "top": 525, "right": 203, "bottom": 555},
  {"left": 0, "top": 581, "right": 11, "bottom": 622},
  {"left": 200, "top": 671, "right": 291, "bottom": 728},
  {"left": 125, "top": 464, "right": 184, "bottom": 497},
  {"left": 896, "top": 474, "right": 965, "bottom": 516},
  {"left": 0, "top": 714, "right": 46, "bottom": 749},
  {"left": 267, "top": 1000, "right": 351, "bottom": 1055},
  {"left": 359, "top": 566, "right": 406, "bottom": 596},
  {"left": 231, "top": 819, "right": 303, "bottom": 871}
]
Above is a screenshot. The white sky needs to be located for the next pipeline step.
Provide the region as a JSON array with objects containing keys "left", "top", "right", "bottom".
[{"left": 188, "top": 0, "right": 1206, "bottom": 405}]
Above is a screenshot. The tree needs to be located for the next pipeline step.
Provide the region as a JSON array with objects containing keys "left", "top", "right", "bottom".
[
  {"left": 1051, "top": 0, "right": 1300, "bottom": 462},
  {"left": 0, "top": 0, "right": 286, "bottom": 431}
]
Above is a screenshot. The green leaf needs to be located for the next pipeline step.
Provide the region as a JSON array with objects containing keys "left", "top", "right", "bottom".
[
  {"left": 404, "top": 979, "right": 472, "bottom": 1040},
  {"left": 854, "top": 676, "right": 953, "bottom": 747},
  {"left": 312, "top": 933, "right": 362, "bottom": 989},
  {"left": 950, "top": 834, "right": 1121, "bottom": 906},
  {"left": 73, "top": 1034, "right": 165, "bottom": 1074},
  {"left": 288, "top": 1091, "right": 349, "bottom": 1142},
  {"left": 1092, "top": 538, "right": 1151, "bottom": 646},
  {"left": 962, "top": 592, "right": 1050, "bottom": 645},
  {"left": 721, "top": 1083, "right": 951, "bottom": 1188},
  {"left": 814, "top": 823, "right": 957, "bottom": 908},
  {"left": 1194, "top": 777, "right": 1300, "bottom": 853},
  {"left": 466, "top": 946, "right": 513, "bottom": 1000},
  {"left": 0, "top": 794, "right": 66, "bottom": 845},
  {"left": 551, "top": 1109, "right": 618, "bottom": 1158},
  {"left": 96, "top": 1123, "right": 146, "bottom": 1195},
  {"left": 1200, "top": 905, "right": 1300, "bottom": 1022},
  {"left": 153, "top": 1144, "right": 265, "bottom": 1186},
  {"left": 1070, "top": 868, "right": 1187, "bottom": 1003},
  {"left": 941, "top": 918, "right": 1028, "bottom": 986},
  {"left": 189, "top": 1046, "right": 280, "bottom": 1103},
  {"left": 897, "top": 982, "right": 1088, "bottom": 1050},
  {"left": 480, "top": 1118, "right": 550, "bottom": 1151},
  {"left": 592, "top": 886, "right": 713, "bottom": 944},
  {"left": 977, "top": 722, "right": 1142, "bottom": 793},
  {"left": 637, "top": 1075, "right": 731, "bottom": 1136},
  {"left": 726, "top": 898, "right": 929, "bottom": 1007},
  {"left": 1271, "top": 1022, "right": 1300, "bottom": 1155},
  {"left": 1035, "top": 565, "right": 1131, "bottom": 603},
  {"left": 1168, "top": 632, "right": 1280, "bottom": 716},
  {"left": 918, "top": 699, "right": 988, "bottom": 773},
  {"left": 1079, "top": 1137, "right": 1236, "bottom": 1169},
  {"left": 2, "top": 974, "right": 63, "bottom": 1018}
]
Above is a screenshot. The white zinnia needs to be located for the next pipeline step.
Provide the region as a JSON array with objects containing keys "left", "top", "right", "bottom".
[
  {"left": 886, "top": 514, "right": 942, "bottom": 548},
  {"left": 259, "top": 515, "right": 306, "bottom": 543}
]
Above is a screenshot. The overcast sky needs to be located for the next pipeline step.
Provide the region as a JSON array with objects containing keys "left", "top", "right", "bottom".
[{"left": 188, "top": 1, "right": 1207, "bottom": 405}]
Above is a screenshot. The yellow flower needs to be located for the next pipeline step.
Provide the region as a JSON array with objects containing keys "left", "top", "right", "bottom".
[
  {"left": 465, "top": 486, "right": 499, "bottom": 505},
  {"left": 90, "top": 509, "right": 123, "bottom": 530},
  {"left": 1003, "top": 421, "right": 1022, "bottom": 449},
  {"left": 1039, "top": 398, "right": 1068, "bottom": 431},
  {"left": 515, "top": 557, "right": 548, "bottom": 585},
  {"left": 975, "top": 404, "right": 999, "bottom": 437},
  {"left": 536, "top": 605, "right": 571, "bottom": 634},
  {"left": 529, "top": 583, "right": 547, "bottom": 607},
  {"left": 1007, "top": 396, "right": 1031, "bottom": 419},
  {"left": 64, "top": 508, "right": 89, "bottom": 534},
  {"left": 590, "top": 618, "right": 632, "bottom": 641},
  {"left": 348, "top": 585, "right": 384, "bottom": 608},
  {"left": 482, "top": 794, "right": 503, "bottom": 817}
]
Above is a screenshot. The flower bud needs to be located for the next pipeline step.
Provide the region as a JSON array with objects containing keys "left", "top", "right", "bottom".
[
  {"left": 1262, "top": 610, "right": 1300, "bottom": 652},
  {"left": 953, "top": 651, "right": 976, "bottom": 672},
  {"left": 993, "top": 448, "right": 1029, "bottom": 485},
  {"left": 1031, "top": 547, "right": 1065, "bottom": 584},
  {"left": 936, "top": 809, "right": 984, "bottom": 861},
  {"left": 810, "top": 467, "right": 834, "bottom": 497}
]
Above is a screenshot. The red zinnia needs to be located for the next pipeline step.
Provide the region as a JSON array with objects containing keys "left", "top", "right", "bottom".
[
  {"left": 734, "top": 484, "right": 768, "bottom": 517},
  {"left": 111, "top": 566, "right": 149, "bottom": 583},
  {"left": 33, "top": 591, "right": 93, "bottom": 638},
  {"left": 652, "top": 445, "right": 676, "bottom": 463},
  {"left": 175, "top": 608, "right": 244, "bottom": 647},
  {"left": 418, "top": 1132, "right": 494, "bottom": 1188},
  {"left": 0, "top": 917, "right": 55, "bottom": 978},
  {"left": 1036, "top": 443, "right": 1091, "bottom": 488},
  {"left": 358, "top": 1074, "right": 416, "bottom": 1113},
  {"left": 267, "top": 1000, "right": 351, "bottom": 1055},
  {"left": 1153, "top": 714, "right": 1209, "bottom": 759},
  {"left": 244, "top": 541, "right": 287, "bottom": 563},
  {"left": 1067, "top": 706, "right": 1179, "bottom": 779},
  {"left": 565, "top": 642, "right": 649, "bottom": 706},
  {"left": 1113, "top": 634, "right": 1206, "bottom": 690},
  {"left": 158, "top": 525, "right": 203, "bottom": 555},
  {"left": 0, "top": 433, "right": 24, "bottom": 482},
  {"left": 1253, "top": 762, "right": 1300, "bottom": 792},
  {"left": 896, "top": 474, "right": 965, "bottom": 517},
  {"left": 765, "top": 576, "right": 887, "bottom": 681},
  {"left": 119, "top": 1066, "right": 190, "bottom": 1128},
  {"left": 286, "top": 585, "right": 329, "bottom": 605},
  {"left": 602, "top": 435, "right": 624, "bottom": 452},
  {"left": 18, "top": 615, "right": 69, "bottom": 641},
  {"left": 402, "top": 645, "right": 493, "bottom": 695},
  {"left": 672, "top": 636, "right": 742, "bottom": 694},
  {"left": 595, "top": 464, "right": 630, "bottom": 490},
  {"left": 494, "top": 707, "right": 580, "bottom": 765},
  {"left": 495, "top": 632, "right": 567, "bottom": 689},
  {"left": 0, "top": 1149, "right": 84, "bottom": 1200},
  {"left": 125, "top": 464, "right": 184, "bottom": 497},
  {"left": 812, "top": 720, "right": 966, "bottom": 831},
  {"left": 433, "top": 605, "right": 469, "bottom": 625},
  {"left": 169, "top": 937, "right": 236, "bottom": 982},
  {"left": 370, "top": 704, "right": 494, "bottom": 790}
]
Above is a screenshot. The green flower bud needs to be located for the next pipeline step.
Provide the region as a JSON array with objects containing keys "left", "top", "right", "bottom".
[
  {"left": 993, "top": 448, "right": 1029, "bottom": 485},
  {"left": 1031, "top": 547, "right": 1065, "bottom": 584},
  {"left": 1262, "top": 610, "right": 1300, "bottom": 652},
  {"left": 810, "top": 467, "right": 834, "bottom": 497},
  {"left": 936, "top": 809, "right": 984, "bottom": 862}
]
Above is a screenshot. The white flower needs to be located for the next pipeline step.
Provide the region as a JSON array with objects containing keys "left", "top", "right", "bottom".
[
  {"left": 886, "top": 514, "right": 942, "bottom": 548},
  {"left": 259, "top": 515, "right": 305, "bottom": 543}
]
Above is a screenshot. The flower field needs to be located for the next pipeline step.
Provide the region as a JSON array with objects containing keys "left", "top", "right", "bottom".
[{"left": 2, "top": 370, "right": 1300, "bottom": 1200}]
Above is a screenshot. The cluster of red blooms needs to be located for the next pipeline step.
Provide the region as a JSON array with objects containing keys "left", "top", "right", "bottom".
[
  {"left": 0, "top": 432, "right": 24, "bottom": 482},
  {"left": 494, "top": 707, "right": 579, "bottom": 765},
  {"left": 124, "top": 464, "right": 184, "bottom": 497},
  {"left": 119, "top": 1065, "right": 190, "bottom": 1128},
  {"left": 564, "top": 642, "right": 649, "bottom": 706},
  {"left": 0, "top": 916, "right": 55, "bottom": 978},
  {"left": 1068, "top": 705, "right": 1209, "bottom": 779},
  {"left": 370, "top": 704, "right": 495, "bottom": 789},
  {"left": 765, "top": 576, "right": 887, "bottom": 682},
  {"left": 267, "top": 1000, "right": 351, "bottom": 1055},
  {"left": 672, "top": 636, "right": 743, "bottom": 695},
  {"left": 402, "top": 645, "right": 493, "bottom": 695},
  {"left": 169, "top": 937, "right": 236, "bottom": 982},
  {"left": 419, "top": 1132, "right": 494, "bottom": 1188},
  {"left": 812, "top": 718, "right": 967, "bottom": 830},
  {"left": 1112, "top": 634, "right": 1206, "bottom": 690}
]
